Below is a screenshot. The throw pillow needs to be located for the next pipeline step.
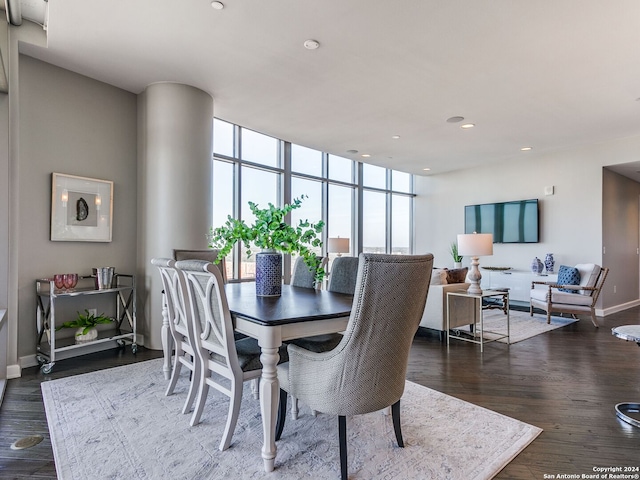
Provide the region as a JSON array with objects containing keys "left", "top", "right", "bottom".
[
  {"left": 445, "top": 267, "right": 468, "bottom": 284},
  {"left": 557, "top": 265, "right": 581, "bottom": 293},
  {"left": 430, "top": 268, "right": 448, "bottom": 285}
]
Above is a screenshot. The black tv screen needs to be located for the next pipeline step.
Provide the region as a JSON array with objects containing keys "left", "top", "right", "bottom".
[{"left": 465, "top": 199, "right": 539, "bottom": 243}]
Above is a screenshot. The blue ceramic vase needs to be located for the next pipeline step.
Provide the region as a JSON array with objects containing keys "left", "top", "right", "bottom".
[
  {"left": 544, "top": 253, "right": 555, "bottom": 273},
  {"left": 255, "top": 250, "right": 282, "bottom": 296},
  {"left": 531, "top": 257, "right": 544, "bottom": 274}
]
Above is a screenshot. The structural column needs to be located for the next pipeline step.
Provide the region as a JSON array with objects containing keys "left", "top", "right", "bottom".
[{"left": 138, "top": 82, "right": 213, "bottom": 350}]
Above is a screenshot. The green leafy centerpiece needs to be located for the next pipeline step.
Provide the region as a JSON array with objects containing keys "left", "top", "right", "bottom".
[
  {"left": 208, "top": 196, "right": 325, "bottom": 296},
  {"left": 56, "top": 309, "right": 113, "bottom": 343}
]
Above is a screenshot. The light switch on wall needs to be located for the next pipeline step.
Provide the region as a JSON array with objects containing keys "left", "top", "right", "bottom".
[{"left": 544, "top": 186, "right": 554, "bottom": 196}]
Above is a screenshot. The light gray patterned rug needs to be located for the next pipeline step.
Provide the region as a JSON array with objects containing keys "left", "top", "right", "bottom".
[
  {"left": 453, "top": 309, "right": 578, "bottom": 344},
  {"left": 41, "top": 358, "right": 542, "bottom": 479}
]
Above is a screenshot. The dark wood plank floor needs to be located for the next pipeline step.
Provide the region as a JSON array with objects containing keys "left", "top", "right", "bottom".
[{"left": 1, "top": 308, "right": 639, "bottom": 479}]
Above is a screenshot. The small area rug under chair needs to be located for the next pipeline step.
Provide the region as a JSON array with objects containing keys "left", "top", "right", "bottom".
[
  {"left": 452, "top": 309, "right": 579, "bottom": 344},
  {"left": 41, "top": 358, "right": 542, "bottom": 479}
]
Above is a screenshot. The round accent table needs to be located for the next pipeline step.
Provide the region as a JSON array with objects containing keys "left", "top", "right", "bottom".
[{"left": 611, "top": 325, "right": 640, "bottom": 428}]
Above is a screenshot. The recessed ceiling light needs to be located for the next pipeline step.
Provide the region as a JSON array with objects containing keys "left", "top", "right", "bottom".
[
  {"left": 391, "top": 135, "right": 400, "bottom": 139},
  {"left": 423, "top": 168, "right": 431, "bottom": 171},
  {"left": 361, "top": 154, "right": 371, "bottom": 158},
  {"left": 211, "top": 1, "right": 224, "bottom": 9},
  {"left": 446, "top": 116, "right": 465, "bottom": 123},
  {"left": 303, "top": 39, "right": 320, "bottom": 50},
  {"left": 346, "top": 149, "right": 358, "bottom": 154},
  {"left": 520, "top": 146, "right": 533, "bottom": 151},
  {"left": 460, "top": 123, "right": 475, "bottom": 129}
]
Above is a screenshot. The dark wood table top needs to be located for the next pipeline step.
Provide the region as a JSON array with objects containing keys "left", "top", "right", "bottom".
[{"left": 225, "top": 282, "right": 353, "bottom": 326}]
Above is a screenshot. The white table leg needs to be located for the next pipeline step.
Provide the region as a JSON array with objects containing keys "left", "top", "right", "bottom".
[
  {"left": 258, "top": 332, "right": 281, "bottom": 472},
  {"left": 160, "top": 292, "right": 173, "bottom": 380}
]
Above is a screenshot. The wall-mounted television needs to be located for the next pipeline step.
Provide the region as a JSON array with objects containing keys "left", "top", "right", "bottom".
[{"left": 464, "top": 199, "right": 539, "bottom": 243}]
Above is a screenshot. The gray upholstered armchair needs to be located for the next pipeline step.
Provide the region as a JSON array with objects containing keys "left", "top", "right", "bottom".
[{"left": 275, "top": 253, "right": 434, "bottom": 480}]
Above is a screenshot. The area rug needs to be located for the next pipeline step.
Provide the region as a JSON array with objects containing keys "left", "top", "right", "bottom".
[
  {"left": 453, "top": 309, "right": 578, "bottom": 344},
  {"left": 41, "top": 358, "right": 542, "bottom": 480}
]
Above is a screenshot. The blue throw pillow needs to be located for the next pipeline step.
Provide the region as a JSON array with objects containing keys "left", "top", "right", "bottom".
[{"left": 557, "top": 265, "right": 580, "bottom": 293}]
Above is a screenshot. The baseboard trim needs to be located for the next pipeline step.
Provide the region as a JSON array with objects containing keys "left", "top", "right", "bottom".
[
  {"left": 599, "top": 299, "right": 640, "bottom": 317},
  {"left": 7, "top": 363, "right": 22, "bottom": 379}
]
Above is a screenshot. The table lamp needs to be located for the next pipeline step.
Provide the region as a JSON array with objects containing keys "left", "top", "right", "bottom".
[
  {"left": 456, "top": 232, "right": 493, "bottom": 295},
  {"left": 327, "top": 237, "right": 350, "bottom": 257}
]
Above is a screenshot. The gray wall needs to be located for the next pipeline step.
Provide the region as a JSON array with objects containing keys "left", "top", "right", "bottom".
[
  {"left": 602, "top": 168, "right": 640, "bottom": 308},
  {"left": 414, "top": 134, "right": 640, "bottom": 313},
  {"left": 16, "top": 56, "right": 138, "bottom": 360}
]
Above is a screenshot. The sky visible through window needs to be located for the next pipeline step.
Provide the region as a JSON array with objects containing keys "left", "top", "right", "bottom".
[{"left": 212, "top": 119, "right": 412, "bottom": 279}]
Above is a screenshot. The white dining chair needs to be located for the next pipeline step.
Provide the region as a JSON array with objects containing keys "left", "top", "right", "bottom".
[
  {"left": 176, "top": 259, "right": 289, "bottom": 451},
  {"left": 151, "top": 258, "right": 200, "bottom": 414}
]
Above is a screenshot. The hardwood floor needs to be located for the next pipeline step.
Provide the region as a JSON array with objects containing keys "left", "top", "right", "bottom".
[
  {"left": 1, "top": 308, "right": 639, "bottom": 479},
  {"left": 409, "top": 308, "right": 640, "bottom": 479}
]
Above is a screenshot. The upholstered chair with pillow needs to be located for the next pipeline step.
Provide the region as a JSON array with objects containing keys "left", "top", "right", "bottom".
[
  {"left": 275, "top": 253, "right": 434, "bottom": 480},
  {"left": 530, "top": 263, "right": 609, "bottom": 327}
]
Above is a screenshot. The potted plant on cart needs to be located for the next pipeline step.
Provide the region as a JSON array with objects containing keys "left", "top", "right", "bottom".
[
  {"left": 208, "top": 196, "right": 325, "bottom": 296},
  {"left": 56, "top": 309, "right": 113, "bottom": 344}
]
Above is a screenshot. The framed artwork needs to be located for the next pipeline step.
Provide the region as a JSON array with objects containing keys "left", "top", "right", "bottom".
[{"left": 51, "top": 173, "right": 113, "bottom": 242}]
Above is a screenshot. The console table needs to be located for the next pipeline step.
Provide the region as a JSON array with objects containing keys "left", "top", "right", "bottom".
[
  {"left": 446, "top": 289, "right": 510, "bottom": 352},
  {"left": 481, "top": 270, "right": 557, "bottom": 303}
]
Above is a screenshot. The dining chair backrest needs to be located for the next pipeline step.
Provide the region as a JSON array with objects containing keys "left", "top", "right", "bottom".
[
  {"left": 151, "top": 257, "right": 190, "bottom": 338},
  {"left": 290, "top": 255, "right": 327, "bottom": 289},
  {"left": 327, "top": 256, "right": 360, "bottom": 295},
  {"left": 175, "top": 259, "right": 241, "bottom": 376},
  {"left": 173, "top": 249, "right": 227, "bottom": 284},
  {"left": 286, "top": 253, "right": 434, "bottom": 416}
]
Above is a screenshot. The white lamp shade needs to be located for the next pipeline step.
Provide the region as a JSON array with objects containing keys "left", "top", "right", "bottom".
[
  {"left": 457, "top": 233, "right": 493, "bottom": 256},
  {"left": 327, "top": 237, "right": 350, "bottom": 254}
]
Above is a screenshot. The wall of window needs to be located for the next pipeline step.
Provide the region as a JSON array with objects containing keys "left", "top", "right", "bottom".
[{"left": 212, "top": 119, "right": 414, "bottom": 281}]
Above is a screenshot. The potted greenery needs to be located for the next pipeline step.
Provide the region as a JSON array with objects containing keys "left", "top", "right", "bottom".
[
  {"left": 56, "top": 309, "right": 113, "bottom": 343},
  {"left": 450, "top": 241, "right": 463, "bottom": 268},
  {"left": 208, "top": 196, "right": 325, "bottom": 296}
]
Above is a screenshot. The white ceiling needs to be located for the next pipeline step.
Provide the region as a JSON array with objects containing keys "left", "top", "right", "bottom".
[{"left": 10, "top": 0, "right": 640, "bottom": 177}]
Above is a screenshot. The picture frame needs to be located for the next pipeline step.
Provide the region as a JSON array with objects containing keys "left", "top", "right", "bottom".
[{"left": 51, "top": 173, "right": 114, "bottom": 242}]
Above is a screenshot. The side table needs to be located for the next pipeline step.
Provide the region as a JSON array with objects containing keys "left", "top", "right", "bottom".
[
  {"left": 611, "top": 325, "right": 640, "bottom": 428},
  {"left": 447, "top": 289, "right": 510, "bottom": 352}
]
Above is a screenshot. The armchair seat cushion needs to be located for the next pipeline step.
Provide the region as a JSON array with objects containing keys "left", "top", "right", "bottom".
[{"left": 530, "top": 287, "right": 594, "bottom": 306}]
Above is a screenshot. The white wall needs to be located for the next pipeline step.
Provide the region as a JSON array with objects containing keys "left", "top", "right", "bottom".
[
  {"left": 15, "top": 56, "right": 138, "bottom": 362},
  {"left": 414, "top": 135, "right": 640, "bottom": 312}
]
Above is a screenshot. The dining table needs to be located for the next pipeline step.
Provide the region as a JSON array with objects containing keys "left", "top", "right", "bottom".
[{"left": 225, "top": 282, "right": 353, "bottom": 472}]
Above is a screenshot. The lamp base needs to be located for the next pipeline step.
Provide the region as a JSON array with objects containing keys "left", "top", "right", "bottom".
[{"left": 466, "top": 256, "right": 483, "bottom": 295}]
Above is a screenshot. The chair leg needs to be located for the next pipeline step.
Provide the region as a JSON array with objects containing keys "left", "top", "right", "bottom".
[
  {"left": 165, "top": 351, "right": 183, "bottom": 397},
  {"left": 590, "top": 309, "right": 599, "bottom": 328},
  {"left": 291, "top": 395, "right": 299, "bottom": 419},
  {"left": 189, "top": 375, "right": 209, "bottom": 426},
  {"left": 546, "top": 311, "right": 551, "bottom": 324},
  {"left": 339, "top": 415, "right": 347, "bottom": 480},
  {"left": 182, "top": 355, "right": 201, "bottom": 414},
  {"left": 275, "top": 389, "right": 288, "bottom": 441},
  {"left": 219, "top": 379, "right": 243, "bottom": 451},
  {"left": 391, "top": 400, "right": 404, "bottom": 448}
]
